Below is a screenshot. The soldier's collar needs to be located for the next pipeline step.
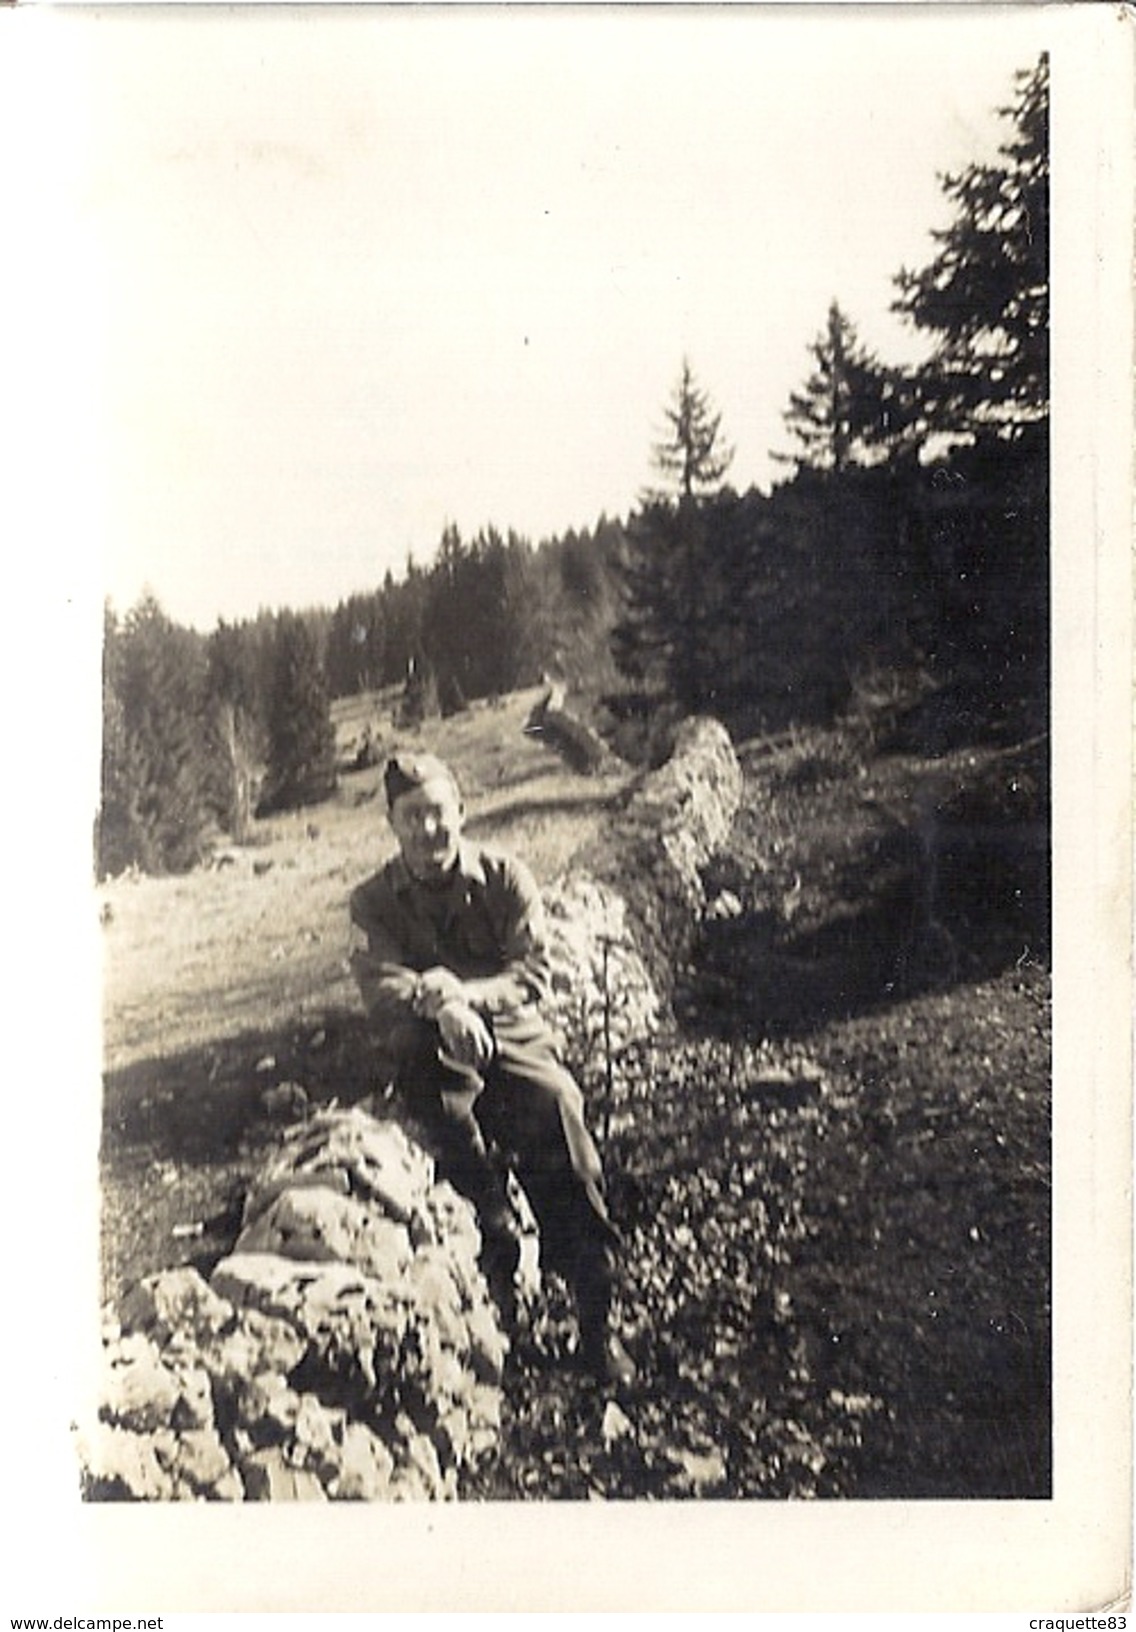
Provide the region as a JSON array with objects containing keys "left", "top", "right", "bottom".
[{"left": 391, "top": 840, "right": 486, "bottom": 895}]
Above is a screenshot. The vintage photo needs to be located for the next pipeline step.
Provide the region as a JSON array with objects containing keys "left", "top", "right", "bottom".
[{"left": 17, "top": 0, "right": 1128, "bottom": 1612}]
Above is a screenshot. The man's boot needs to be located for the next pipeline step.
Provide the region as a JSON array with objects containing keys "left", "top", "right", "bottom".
[
  {"left": 428, "top": 1074, "right": 521, "bottom": 1329},
  {"left": 479, "top": 1207, "right": 522, "bottom": 1329},
  {"left": 573, "top": 1242, "right": 636, "bottom": 1387}
]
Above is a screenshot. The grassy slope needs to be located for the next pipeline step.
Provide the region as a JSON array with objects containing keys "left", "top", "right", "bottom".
[{"left": 100, "top": 686, "right": 631, "bottom": 1072}]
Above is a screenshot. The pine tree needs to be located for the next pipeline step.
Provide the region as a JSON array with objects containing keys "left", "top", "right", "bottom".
[
  {"left": 613, "top": 364, "right": 737, "bottom": 708},
  {"left": 97, "top": 595, "right": 214, "bottom": 876},
  {"left": 98, "top": 605, "right": 149, "bottom": 877},
  {"left": 777, "top": 301, "right": 910, "bottom": 473},
  {"left": 889, "top": 57, "right": 1050, "bottom": 733},
  {"left": 205, "top": 620, "right": 265, "bottom": 841},
  {"left": 326, "top": 593, "right": 387, "bottom": 698},
  {"left": 649, "top": 358, "right": 734, "bottom": 499},
  {"left": 893, "top": 55, "right": 1048, "bottom": 444},
  {"left": 260, "top": 611, "right": 337, "bottom": 813}
]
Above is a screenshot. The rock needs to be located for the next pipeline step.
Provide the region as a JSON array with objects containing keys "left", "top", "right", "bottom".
[
  {"left": 237, "top": 1374, "right": 301, "bottom": 1444},
  {"left": 118, "top": 1266, "right": 233, "bottom": 1344},
  {"left": 196, "top": 1308, "right": 307, "bottom": 1387},
  {"left": 241, "top": 1165, "right": 352, "bottom": 1229},
  {"left": 327, "top": 1421, "right": 397, "bottom": 1500},
  {"left": 209, "top": 1467, "right": 246, "bottom": 1501},
  {"left": 101, "top": 1335, "right": 182, "bottom": 1432},
  {"left": 570, "top": 717, "right": 742, "bottom": 1003},
  {"left": 261, "top": 1081, "right": 309, "bottom": 1118},
  {"left": 236, "top": 1187, "right": 413, "bottom": 1284},
  {"left": 79, "top": 1423, "right": 175, "bottom": 1501},
  {"left": 170, "top": 1366, "right": 214, "bottom": 1430},
  {"left": 241, "top": 1111, "right": 433, "bottom": 1228},
  {"left": 435, "top": 1405, "right": 470, "bottom": 1465},
  {"left": 401, "top": 1430, "right": 445, "bottom": 1498},
  {"left": 211, "top": 1251, "right": 323, "bottom": 1318},
  {"left": 293, "top": 1392, "right": 337, "bottom": 1457},
  {"left": 149, "top": 1427, "right": 180, "bottom": 1469},
  {"left": 669, "top": 1444, "right": 727, "bottom": 1493},
  {"left": 173, "top": 1428, "right": 233, "bottom": 1494},
  {"left": 211, "top": 1253, "right": 409, "bottom": 1390},
  {"left": 241, "top": 1447, "right": 327, "bottom": 1502},
  {"left": 601, "top": 1401, "right": 634, "bottom": 1446},
  {"left": 467, "top": 1383, "right": 502, "bottom": 1433},
  {"left": 464, "top": 1299, "right": 508, "bottom": 1385},
  {"left": 422, "top": 1344, "right": 468, "bottom": 1403}
]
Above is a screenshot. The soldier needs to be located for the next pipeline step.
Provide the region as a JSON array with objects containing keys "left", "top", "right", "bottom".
[{"left": 349, "top": 752, "right": 635, "bottom": 1386}]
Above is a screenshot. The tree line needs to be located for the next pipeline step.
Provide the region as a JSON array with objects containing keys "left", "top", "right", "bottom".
[
  {"left": 99, "top": 56, "right": 1047, "bottom": 878},
  {"left": 98, "top": 515, "right": 627, "bottom": 875},
  {"left": 616, "top": 57, "right": 1047, "bottom": 735}
]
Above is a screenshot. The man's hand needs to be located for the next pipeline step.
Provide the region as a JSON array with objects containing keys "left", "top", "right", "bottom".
[
  {"left": 415, "top": 966, "right": 466, "bottom": 1020},
  {"left": 437, "top": 999, "right": 495, "bottom": 1072}
]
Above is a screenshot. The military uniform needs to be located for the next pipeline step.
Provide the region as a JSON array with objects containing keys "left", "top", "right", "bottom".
[{"left": 350, "top": 832, "right": 627, "bottom": 1372}]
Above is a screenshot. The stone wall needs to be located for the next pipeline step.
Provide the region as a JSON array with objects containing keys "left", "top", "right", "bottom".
[
  {"left": 83, "top": 716, "right": 742, "bottom": 1501},
  {"left": 539, "top": 719, "right": 742, "bottom": 1098},
  {"left": 82, "top": 1112, "right": 506, "bottom": 1500}
]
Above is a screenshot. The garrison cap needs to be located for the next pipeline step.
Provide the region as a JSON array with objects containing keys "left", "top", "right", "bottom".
[{"left": 383, "top": 752, "right": 461, "bottom": 810}]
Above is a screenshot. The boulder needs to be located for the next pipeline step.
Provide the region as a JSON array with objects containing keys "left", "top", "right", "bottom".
[
  {"left": 80, "top": 1422, "right": 175, "bottom": 1501},
  {"left": 326, "top": 1421, "right": 398, "bottom": 1500},
  {"left": 242, "top": 1448, "right": 327, "bottom": 1502},
  {"left": 242, "top": 1109, "right": 434, "bottom": 1228},
  {"left": 119, "top": 1266, "right": 232, "bottom": 1344},
  {"left": 172, "top": 1427, "right": 234, "bottom": 1495},
  {"left": 100, "top": 1334, "right": 182, "bottom": 1433},
  {"left": 236, "top": 1186, "right": 413, "bottom": 1282}
]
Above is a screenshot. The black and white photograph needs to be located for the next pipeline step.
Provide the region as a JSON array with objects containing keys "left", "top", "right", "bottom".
[{"left": 6, "top": 0, "right": 1130, "bottom": 1615}]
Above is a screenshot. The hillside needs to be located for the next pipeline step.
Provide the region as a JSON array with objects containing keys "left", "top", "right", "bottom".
[
  {"left": 98, "top": 690, "right": 1050, "bottom": 1499},
  {"left": 100, "top": 686, "right": 632, "bottom": 1071}
]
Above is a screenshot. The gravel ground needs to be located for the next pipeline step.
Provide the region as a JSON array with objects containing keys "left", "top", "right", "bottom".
[{"left": 467, "top": 730, "right": 1051, "bottom": 1499}]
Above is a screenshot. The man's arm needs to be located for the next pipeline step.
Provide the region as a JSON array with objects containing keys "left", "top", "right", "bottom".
[
  {"left": 348, "top": 881, "right": 422, "bottom": 1028},
  {"left": 461, "top": 853, "right": 553, "bottom": 1016}
]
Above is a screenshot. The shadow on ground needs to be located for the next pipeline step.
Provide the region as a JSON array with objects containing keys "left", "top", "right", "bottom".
[
  {"left": 100, "top": 1007, "right": 383, "bottom": 1303},
  {"left": 464, "top": 789, "right": 621, "bottom": 840}
]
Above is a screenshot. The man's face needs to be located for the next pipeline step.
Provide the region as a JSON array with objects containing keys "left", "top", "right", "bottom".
[{"left": 388, "top": 775, "right": 463, "bottom": 881}]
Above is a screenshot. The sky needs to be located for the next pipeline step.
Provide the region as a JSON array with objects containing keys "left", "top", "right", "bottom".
[{"left": 60, "top": 6, "right": 1052, "bottom": 630}]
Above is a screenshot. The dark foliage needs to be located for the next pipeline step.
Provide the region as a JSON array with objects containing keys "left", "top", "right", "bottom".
[
  {"left": 893, "top": 55, "right": 1049, "bottom": 444},
  {"left": 612, "top": 362, "right": 740, "bottom": 710},
  {"left": 325, "top": 593, "right": 387, "bottom": 698},
  {"left": 421, "top": 525, "right": 547, "bottom": 704},
  {"left": 205, "top": 620, "right": 267, "bottom": 841},
  {"left": 396, "top": 656, "right": 441, "bottom": 729},
  {"left": 775, "top": 300, "right": 914, "bottom": 474},
  {"left": 97, "top": 597, "right": 215, "bottom": 877},
  {"left": 612, "top": 493, "right": 739, "bottom": 711},
  {"left": 258, "top": 611, "right": 338, "bottom": 814}
]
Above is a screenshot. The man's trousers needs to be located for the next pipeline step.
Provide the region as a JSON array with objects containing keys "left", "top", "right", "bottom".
[{"left": 380, "top": 1010, "right": 618, "bottom": 1299}]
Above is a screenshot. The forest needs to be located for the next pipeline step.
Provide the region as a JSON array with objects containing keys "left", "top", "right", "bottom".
[{"left": 98, "top": 58, "right": 1048, "bottom": 884}]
